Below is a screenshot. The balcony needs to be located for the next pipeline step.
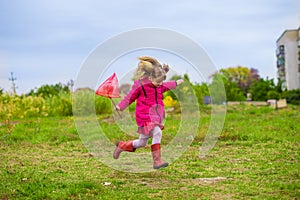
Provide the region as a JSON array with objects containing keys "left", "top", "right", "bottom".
[{"left": 277, "top": 58, "right": 285, "bottom": 68}]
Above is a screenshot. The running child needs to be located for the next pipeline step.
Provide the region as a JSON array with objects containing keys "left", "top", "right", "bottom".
[{"left": 113, "top": 56, "right": 184, "bottom": 169}]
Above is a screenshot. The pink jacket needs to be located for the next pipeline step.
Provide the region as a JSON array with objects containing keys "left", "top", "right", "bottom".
[{"left": 118, "top": 78, "right": 177, "bottom": 128}]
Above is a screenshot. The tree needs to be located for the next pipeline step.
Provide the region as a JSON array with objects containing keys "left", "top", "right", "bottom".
[
  {"left": 222, "top": 79, "right": 246, "bottom": 101},
  {"left": 274, "top": 78, "right": 285, "bottom": 93},
  {"left": 27, "top": 83, "right": 70, "bottom": 98},
  {"left": 249, "top": 78, "right": 279, "bottom": 101},
  {"left": 210, "top": 74, "right": 244, "bottom": 103},
  {"left": 165, "top": 74, "right": 196, "bottom": 104},
  {"left": 165, "top": 74, "right": 186, "bottom": 101},
  {"left": 192, "top": 83, "right": 209, "bottom": 105},
  {"left": 209, "top": 74, "right": 224, "bottom": 104},
  {"left": 219, "top": 66, "right": 260, "bottom": 94}
]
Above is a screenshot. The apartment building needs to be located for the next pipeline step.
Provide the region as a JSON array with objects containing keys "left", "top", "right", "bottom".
[{"left": 276, "top": 27, "right": 300, "bottom": 90}]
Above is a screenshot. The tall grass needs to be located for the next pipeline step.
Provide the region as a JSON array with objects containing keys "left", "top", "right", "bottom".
[
  {"left": 0, "top": 90, "right": 113, "bottom": 122},
  {"left": 0, "top": 94, "right": 47, "bottom": 121},
  {"left": 45, "top": 92, "right": 72, "bottom": 116},
  {"left": 72, "top": 89, "right": 112, "bottom": 116}
]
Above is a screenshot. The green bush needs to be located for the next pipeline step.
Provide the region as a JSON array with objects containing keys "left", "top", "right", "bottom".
[
  {"left": 282, "top": 89, "right": 300, "bottom": 105},
  {"left": 267, "top": 90, "right": 280, "bottom": 100},
  {"left": 45, "top": 92, "right": 72, "bottom": 116},
  {"left": 27, "top": 83, "right": 69, "bottom": 98}
]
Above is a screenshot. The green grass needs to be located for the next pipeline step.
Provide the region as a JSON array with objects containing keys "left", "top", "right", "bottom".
[{"left": 1, "top": 105, "right": 299, "bottom": 199}]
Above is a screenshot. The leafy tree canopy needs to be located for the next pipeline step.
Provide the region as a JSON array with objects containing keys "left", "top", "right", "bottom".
[
  {"left": 27, "top": 83, "right": 70, "bottom": 98},
  {"left": 218, "top": 66, "right": 260, "bottom": 94}
]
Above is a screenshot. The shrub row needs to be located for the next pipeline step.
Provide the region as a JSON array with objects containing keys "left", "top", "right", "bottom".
[{"left": 0, "top": 89, "right": 112, "bottom": 121}]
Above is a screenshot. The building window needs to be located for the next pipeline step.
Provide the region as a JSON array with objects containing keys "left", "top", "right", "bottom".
[
  {"left": 276, "top": 46, "right": 285, "bottom": 68},
  {"left": 279, "top": 45, "right": 284, "bottom": 53}
]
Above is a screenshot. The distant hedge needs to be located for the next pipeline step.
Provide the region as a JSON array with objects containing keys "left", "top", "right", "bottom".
[{"left": 282, "top": 89, "right": 300, "bottom": 105}]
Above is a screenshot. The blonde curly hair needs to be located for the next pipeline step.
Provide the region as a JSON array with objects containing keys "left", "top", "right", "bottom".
[{"left": 133, "top": 56, "right": 169, "bottom": 83}]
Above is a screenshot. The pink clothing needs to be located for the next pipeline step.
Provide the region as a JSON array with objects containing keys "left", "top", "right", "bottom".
[{"left": 117, "top": 78, "right": 177, "bottom": 134}]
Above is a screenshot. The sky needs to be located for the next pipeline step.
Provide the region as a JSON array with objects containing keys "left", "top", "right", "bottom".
[{"left": 0, "top": 0, "right": 299, "bottom": 94}]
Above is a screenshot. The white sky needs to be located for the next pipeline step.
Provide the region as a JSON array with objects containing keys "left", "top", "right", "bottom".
[{"left": 0, "top": 0, "right": 299, "bottom": 94}]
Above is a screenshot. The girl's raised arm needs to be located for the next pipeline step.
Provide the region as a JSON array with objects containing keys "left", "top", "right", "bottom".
[{"left": 117, "top": 81, "right": 141, "bottom": 111}]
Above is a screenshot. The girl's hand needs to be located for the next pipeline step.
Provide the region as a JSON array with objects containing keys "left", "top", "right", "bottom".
[
  {"left": 176, "top": 79, "right": 184, "bottom": 85},
  {"left": 114, "top": 105, "right": 121, "bottom": 111}
]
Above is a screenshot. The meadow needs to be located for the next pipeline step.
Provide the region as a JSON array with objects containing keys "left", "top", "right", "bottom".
[{"left": 0, "top": 104, "right": 299, "bottom": 199}]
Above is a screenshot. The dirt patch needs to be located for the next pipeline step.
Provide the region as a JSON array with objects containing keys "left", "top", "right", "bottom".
[
  {"left": 0, "top": 121, "right": 19, "bottom": 127},
  {"left": 99, "top": 117, "right": 115, "bottom": 124}
]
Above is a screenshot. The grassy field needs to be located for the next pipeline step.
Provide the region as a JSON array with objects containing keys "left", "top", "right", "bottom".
[{"left": 1, "top": 105, "right": 299, "bottom": 199}]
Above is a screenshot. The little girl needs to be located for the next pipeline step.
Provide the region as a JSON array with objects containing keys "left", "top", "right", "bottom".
[{"left": 113, "top": 56, "right": 184, "bottom": 169}]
